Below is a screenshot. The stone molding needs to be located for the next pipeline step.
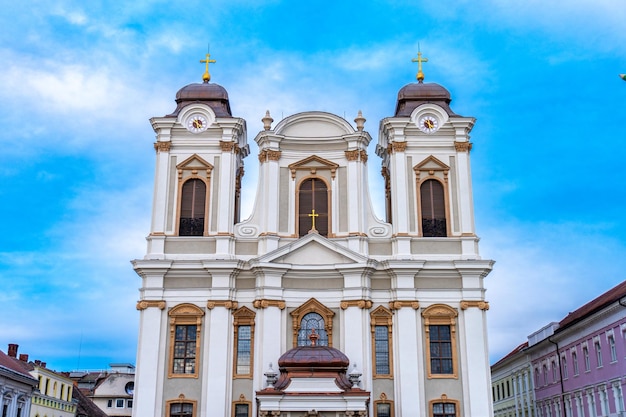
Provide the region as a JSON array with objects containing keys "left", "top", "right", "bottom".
[
  {"left": 387, "top": 142, "right": 407, "bottom": 153},
  {"left": 460, "top": 300, "right": 489, "bottom": 310},
  {"left": 136, "top": 300, "right": 166, "bottom": 310},
  {"left": 340, "top": 299, "right": 373, "bottom": 310},
  {"left": 219, "top": 141, "right": 240, "bottom": 153},
  {"left": 253, "top": 299, "right": 286, "bottom": 310},
  {"left": 258, "top": 149, "right": 282, "bottom": 163},
  {"left": 389, "top": 300, "right": 419, "bottom": 310},
  {"left": 206, "top": 300, "right": 239, "bottom": 310},
  {"left": 454, "top": 141, "right": 473, "bottom": 152},
  {"left": 344, "top": 149, "right": 368, "bottom": 163},
  {"left": 154, "top": 142, "right": 171, "bottom": 152}
]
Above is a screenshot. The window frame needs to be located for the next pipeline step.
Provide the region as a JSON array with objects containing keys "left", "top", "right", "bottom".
[
  {"left": 572, "top": 351, "right": 579, "bottom": 376},
  {"left": 115, "top": 398, "right": 125, "bottom": 408},
  {"left": 233, "top": 306, "right": 256, "bottom": 379},
  {"left": 166, "top": 396, "right": 197, "bottom": 417},
  {"left": 419, "top": 178, "right": 448, "bottom": 237},
  {"left": 374, "top": 393, "right": 394, "bottom": 417},
  {"left": 290, "top": 298, "right": 335, "bottom": 348},
  {"left": 595, "top": 341, "right": 603, "bottom": 368},
  {"left": 231, "top": 394, "right": 251, "bottom": 417},
  {"left": 414, "top": 156, "right": 450, "bottom": 238},
  {"left": 608, "top": 335, "right": 617, "bottom": 362},
  {"left": 583, "top": 346, "right": 590, "bottom": 372},
  {"left": 175, "top": 154, "right": 213, "bottom": 237},
  {"left": 429, "top": 395, "right": 460, "bottom": 417},
  {"left": 168, "top": 303, "right": 204, "bottom": 379},
  {"left": 422, "top": 304, "right": 458, "bottom": 379},
  {"left": 370, "top": 306, "right": 394, "bottom": 379},
  {"left": 296, "top": 176, "right": 331, "bottom": 237}
]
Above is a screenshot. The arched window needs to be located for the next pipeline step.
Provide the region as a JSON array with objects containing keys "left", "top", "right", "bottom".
[
  {"left": 420, "top": 179, "right": 446, "bottom": 237},
  {"left": 179, "top": 179, "right": 206, "bottom": 236},
  {"left": 298, "top": 178, "right": 329, "bottom": 237},
  {"left": 297, "top": 312, "right": 329, "bottom": 346}
]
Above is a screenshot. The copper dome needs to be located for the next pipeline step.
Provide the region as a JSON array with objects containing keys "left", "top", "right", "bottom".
[
  {"left": 394, "top": 81, "right": 457, "bottom": 117},
  {"left": 168, "top": 81, "right": 232, "bottom": 117},
  {"left": 278, "top": 345, "right": 350, "bottom": 369}
]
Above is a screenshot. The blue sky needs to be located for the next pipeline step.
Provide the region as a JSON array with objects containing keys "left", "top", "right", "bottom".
[{"left": 1, "top": 0, "right": 625, "bottom": 371}]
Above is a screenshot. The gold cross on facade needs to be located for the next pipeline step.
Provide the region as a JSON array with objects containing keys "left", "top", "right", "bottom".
[
  {"left": 200, "top": 53, "right": 216, "bottom": 82},
  {"left": 308, "top": 209, "right": 319, "bottom": 233},
  {"left": 411, "top": 50, "right": 428, "bottom": 83}
]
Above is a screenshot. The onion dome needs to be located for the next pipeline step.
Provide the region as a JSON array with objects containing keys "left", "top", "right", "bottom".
[
  {"left": 168, "top": 80, "right": 232, "bottom": 117},
  {"left": 394, "top": 81, "right": 456, "bottom": 117}
]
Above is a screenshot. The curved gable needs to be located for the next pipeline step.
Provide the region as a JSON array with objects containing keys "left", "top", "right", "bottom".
[{"left": 273, "top": 111, "right": 355, "bottom": 138}]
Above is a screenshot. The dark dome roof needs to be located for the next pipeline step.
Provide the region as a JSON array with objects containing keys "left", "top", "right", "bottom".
[
  {"left": 168, "top": 81, "right": 232, "bottom": 117},
  {"left": 278, "top": 345, "right": 350, "bottom": 369},
  {"left": 394, "top": 81, "right": 457, "bottom": 117}
]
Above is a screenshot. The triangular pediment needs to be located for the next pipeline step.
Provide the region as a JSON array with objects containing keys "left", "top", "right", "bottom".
[
  {"left": 414, "top": 155, "right": 449, "bottom": 172},
  {"left": 254, "top": 233, "right": 368, "bottom": 266},
  {"left": 176, "top": 154, "right": 214, "bottom": 171},
  {"left": 288, "top": 155, "right": 339, "bottom": 171}
]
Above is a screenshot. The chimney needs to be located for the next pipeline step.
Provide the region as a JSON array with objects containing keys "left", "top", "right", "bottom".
[
  {"left": 7, "top": 344, "right": 18, "bottom": 358},
  {"left": 19, "top": 354, "right": 29, "bottom": 362},
  {"left": 34, "top": 360, "right": 41, "bottom": 366},
  {"left": 41, "top": 362, "right": 46, "bottom": 368}
]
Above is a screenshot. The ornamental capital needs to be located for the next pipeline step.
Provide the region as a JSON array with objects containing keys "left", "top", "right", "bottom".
[
  {"left": 253, "top": 299, "right": 286, "bottom": 310},
  {"left": 340, "top": 300, "right": 373, "bottom": 310},
  {"left": 454, "top": 141, "right": 473, "bottom": 152},
  {"left": 387, "top": 141, "right": 407, "bottom": 153},
  {"left": 219, "top": 141, "right": 239, "bottom": 153},
  {"left": 136, "top": 300, "right": 166, "bottom": 310},
  {"left": 389, "top": 300, "right": 419, "bottom": 310},
  {"left": 460, "top": 300, "right": 489, "bottom": 310},
  {"left": 258, "top": 149, "right": 282, "bottom": 163},
  {"left": 154, "top": 141, "right": 171, "bottom": 153},
  {"left": 207, "top": 300, "right": 239, "bottom": 310}
]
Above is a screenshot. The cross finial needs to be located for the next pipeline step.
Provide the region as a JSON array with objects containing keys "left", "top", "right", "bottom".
[
  {"left": 200, "top": 51, "right": 216, "bottom": 83},
  {"left": 411, "top": 47, "right": 428, "bottom": 83},
  {"left": 308, "top": 209, "right": 319, "bottom": 233}
]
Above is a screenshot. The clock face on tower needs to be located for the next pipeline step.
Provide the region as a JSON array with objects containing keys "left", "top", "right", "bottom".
[
  {"left": 418, "top": 115, "right": 439, "bottom": 133},
  {"left": 186, "top": 113, "right": 209, "bottom": 133}
]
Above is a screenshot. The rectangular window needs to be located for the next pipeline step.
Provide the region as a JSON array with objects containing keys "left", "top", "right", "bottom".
[
  {"left": 376, "top": 403, "right": 391, "bottom": 417},
  {"left": 234, "top": 403, "right": 249, "bottom": 417},
  {"left": 173, "top": 325, "right": 197, "bottom": 374},
  {"left": 107, "top": 399, "right": 113, "bottom": 408},
  {"left": 430, "top": 325, "right": 453, "bottom": 374},
  {"left": 116, "top": 398, "right": 124, "bottom": 408},
  {"left": 595, "top": 342, "right": 603, "bottom": 367},
  {"left": 127, "top": 400, "right": 133, "bottom": 408},
  {"left": 433, "top": 402, "right": 456, "bottom": 417},
  {"left": 236, "top": 325, "right": 252, "bottom": 375},
  {"left": 609, "top": 335, "right": 617, "bottom": 362},
  {"left": 572, "top": 352, "right": 579, "bottom": 375},
  {"left": 375, "top": 325, "right": 390, "bottom": 375},
  {"left": 170, "top": 402, "right": 194, "bottom": 417},
  {"left": 562, "top": 357, "right": 568, "bottom": 378},
  {"left": 583, "top": 347, "right": 590, "bottom": 371}
]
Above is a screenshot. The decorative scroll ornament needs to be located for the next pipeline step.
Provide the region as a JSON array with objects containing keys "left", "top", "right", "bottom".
[
  {"left": 253, "top": 299, "right": 286, "bottom": 310},
  {"left": 454, "top": 141, "right": 473, "bottom": 152},
  {"left": 340, "top": 300, "right": 373, "bottom": 310},
  {"left": 387, "top": 141, "right": 407, "bottom": 154},
  {"left": 219, "top": 141, "right": 240, "bottom": 153},
  {"left": 154, "top": 142, "right": 171, "bottom": 153},
  {"left": 136, "top": 300, "right": 166, "bottom": 310},
  {"left": 344, "top": 149, "right": 368, "bottom": 163},
  {"left": 258, "top": 149, "right": 282, "bottom": 163},
  {"left": 206, "top": 300, "right": 238, "bottom": 310},
  {"left": 389, "top": 300, "right": 419, "bottom": 310},
  {"left": 460, "top": 300, "right": 490, "bottom": 310}
]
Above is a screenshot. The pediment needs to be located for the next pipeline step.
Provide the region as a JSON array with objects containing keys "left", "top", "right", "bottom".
[
  {"left": 255, "top": 233, "right": 368, "bottom": 266},
  {"left": 176, "top": 154, "right": 214, "bottom": 171},
  {"left": 413, "top": 155, "right": 449, "bottom": 172},
  {"left": 274, "top": 111, "right": 354, "bottom": 138},
  {"left": 288, "top": 155, "right": 339, "bottom": 171}
]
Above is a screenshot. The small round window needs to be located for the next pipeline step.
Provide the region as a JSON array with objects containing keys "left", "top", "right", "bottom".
[{"left": 125, "top": 381, "right": 134, "bottom": 395}]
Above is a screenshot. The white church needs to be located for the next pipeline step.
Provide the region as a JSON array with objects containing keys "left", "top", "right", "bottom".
[{"left": 132, "top": 52, "right": 495, "bottom": 417}]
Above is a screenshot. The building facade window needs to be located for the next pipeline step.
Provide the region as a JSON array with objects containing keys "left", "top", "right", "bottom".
[
  {"left": 430, "top": 395, "right": 459, "bottom": 417},
  {"left": 552, "top": 361, "right": 558, "bottom": 382},
  {"left": 374, "top": 393, "right": 393, "bottom": 417},
  {"left": 233, "top": 307, "right": 255, "bottom": 378},
  {"left": 420, "top": 179, "right": 447, "bottom": 237},
  {"left": 116, "top": 399, "right": 124, "bottom": 408},
  {"left": 370, "top": 306, "right": 393, "bottom": 378},
  {"left": 297, "top": 177, "right": 329, "bottom": 237},
  {"left": 166, "top": 397, "right": 196, "bottom": 417},
  {"left": 422, "top": 304, "right": 458, "bottom": 379},
  {"left": 595, "top": 342, "right": 603, "bottom": 367},
  {"left": 179, "top": 178, "right": 207, "bottom": 236},
  {"left": 562, "top": 356, "right": 568, "bottom": 378},
  {"left": 609, "top": 335, "right": 617, "bottom": 362},
  {"left": 168, "top": 304, "right": 204, "bottom": 378},
  {"left": 290, "top": 298, "right": 334, "bottom": 348},
  {"left": 232, "top": 395, "right": 251, "bottom": 417},
  {"left": 572, "top": 351, "right": 579, "bottom": 376},
  {"left": 583, "top": 346, "right": 590, "bottom": 372}
]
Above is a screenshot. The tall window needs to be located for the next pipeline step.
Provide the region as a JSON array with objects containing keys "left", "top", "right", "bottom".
[
  {"left": 572, "top": 351, "right": 579, "bottom": 376},
  {"left": 298, "top": 178, "right": 329, "bottom": 237},
  {"left": 583, "top": 346, "right": 590, "bottom": 371},
  {"left": 552, "top": 361, "right": 558, "bottom": 383},
  {"left": 298, "top": 312, "right": 328, "bottom": 346},
  {"left": 562, "top": 357, "right": 568, "bottom": 378},
  {"left": 371, "top": 306, "right": 393, "bottom": 378},
  {"left": 374, "top": 393, "right": 393, "bottom": 417},
  {"left": 290, "top": 298, "right": 334, "bottom": 348},
  {"left": 595, "top": 342, "right": 603, "bottom": 367},
  {"left": 420, "top": 179, "right": 447, "bottom": 237},
  {"left": 608, "top": 335, "right": 617, "bottom": 362},
  {"left": 422, "top": 304, "right": 458, "bottom": 378},
  {"left": 179, "top": 179, "right": 206, "bottom": 236},
  {"left": 233, "top": 307, "right": 255, "bottom": 378},
  {"left": 168, "top": 304, "right": 204, "bottom": 378}
]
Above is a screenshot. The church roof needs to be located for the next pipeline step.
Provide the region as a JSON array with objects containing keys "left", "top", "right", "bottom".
[
  {"left": 394, "top": 81, "right": 458, "bottom": 117},
  {"left": 278, "top": 345, "right": 350, "bottom": 369},
  {"left": 168, "top": 80, "right": 233, "bottom": 117}
]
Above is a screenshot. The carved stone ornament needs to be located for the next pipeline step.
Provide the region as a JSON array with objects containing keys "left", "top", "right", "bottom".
[
  {"left": 253, "top": 299, "right": 286, "bottom": 310},
  {"left": 344, "top": 150, "right": 368, "bottom": 163},
  {"left": 387, "top": 142, "right": 407, "bottom": 154},
  {"left": 206, "top": 300, "right": 238, "bottom": 310},
  {"left": 340, "top": 300, "right": 373, "bottom": 310},
  {"left": 454, "top": 141, "right": 473, "bottom": 152},
  {"left": 460, "top": 300, "right": 490, "bottom": 310},
  {"left": 389, "top": 300, "right": 419, "bottom": 310},
  {"left": 136, "top": 300, "right": 166, "bottom": 310},
  {"left": 258, "top": 149, "right": 282, "bottom": 163},
  {"left": 154, "top": 141, "right": 171, "bottom": 153},
  {"left": 219, "top": 141, "right": 239, "bottom": 153}
]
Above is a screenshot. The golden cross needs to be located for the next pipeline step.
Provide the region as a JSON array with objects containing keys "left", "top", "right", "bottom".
[
  {"left": 411, "top": 50, "right": 428, "bottom": 83},
  {"left": 200, "top": 53, "right": 216, "bottom": 82},
  {"left": 308, "top": 209, "right": 319, "bottom": 232}
]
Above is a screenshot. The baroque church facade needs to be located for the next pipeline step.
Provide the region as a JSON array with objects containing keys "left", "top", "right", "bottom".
[{"left": 132, "top": 54, "right": 494, "bottom": 417}]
